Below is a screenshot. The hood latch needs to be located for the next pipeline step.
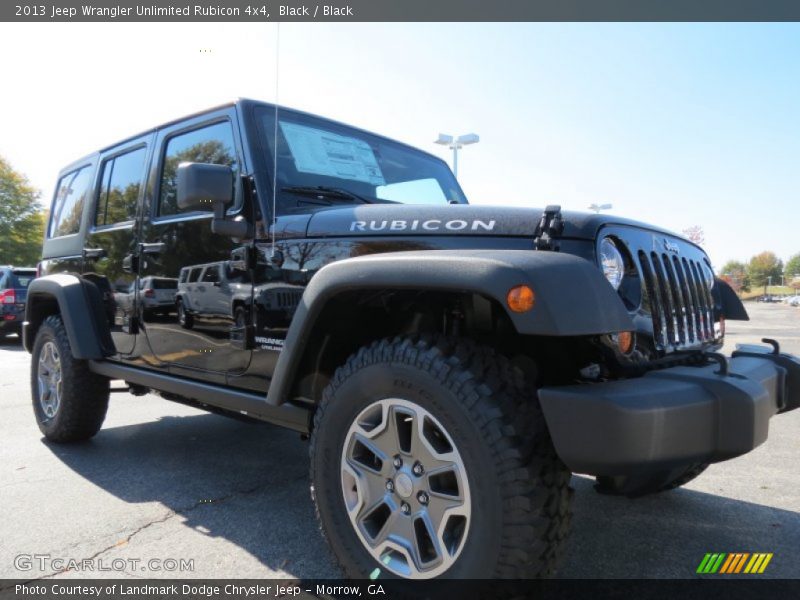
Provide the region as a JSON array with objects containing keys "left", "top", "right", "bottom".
[{"left": 533, "top": 204, "right": 564, "bottom": 250}]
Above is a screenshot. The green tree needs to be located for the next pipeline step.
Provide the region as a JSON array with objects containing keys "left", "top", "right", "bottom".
[
  {"left": 747, "top": 251, "right": 783, "bottom": 292},
  {"left": 719, "top": 260, "right": 749, "bottom": 293},
  {"left": 0, "top": 156, "right": 45, "bottom": 265},
  {"left": 785, "top": 253, "right": 800, "bottom": 285}
]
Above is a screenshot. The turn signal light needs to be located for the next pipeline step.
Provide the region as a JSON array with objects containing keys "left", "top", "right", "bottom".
[
  {"left": 616, "top": 331, "right": 634, "bottom": 354},
  {"left": 507, "top": 285, "right": 535, "bottom": 313}
]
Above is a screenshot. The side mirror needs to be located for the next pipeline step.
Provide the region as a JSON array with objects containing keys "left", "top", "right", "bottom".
[{"left": 176, "top": 162, "right": 233, "bottom": 212}]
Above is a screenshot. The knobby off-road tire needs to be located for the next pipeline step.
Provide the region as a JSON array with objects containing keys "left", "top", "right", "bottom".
[
  {"left": 31, "top": 315, "right": 110, "bottom": 442},
  {"left": 595, "top": 463, "right": 710, "bottom": 498},
  {"left": 310, "top": 336, "right": 573, "bottom": 580}
]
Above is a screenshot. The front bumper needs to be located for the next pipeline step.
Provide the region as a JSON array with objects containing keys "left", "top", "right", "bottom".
[{"left": 539, "top": 343, "right": 800, "bottom": 476}]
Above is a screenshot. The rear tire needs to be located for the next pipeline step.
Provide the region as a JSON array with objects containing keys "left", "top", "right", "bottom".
[
  {"left": 310, "top": 336, "right": 572, "bottom": 579},
  {"left": 31, "top": 315, "right": 109, "bottom": 442}
]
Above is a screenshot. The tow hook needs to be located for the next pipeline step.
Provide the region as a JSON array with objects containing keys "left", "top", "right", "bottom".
[
  {"left": 762, "top": 338, "right": 781, "bottom": 355},
  {"left": 706, "top": 352, "right": 729, "bottom": 376}
]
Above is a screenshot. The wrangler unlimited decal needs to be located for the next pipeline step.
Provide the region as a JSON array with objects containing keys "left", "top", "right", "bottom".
[{"left": 350, "top": 219, "right": 496, "bottom": 232}]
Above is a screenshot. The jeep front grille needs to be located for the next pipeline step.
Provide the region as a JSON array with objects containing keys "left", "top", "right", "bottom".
[{"left": 637, "top": 250, "right": 715, "bottom": 350}]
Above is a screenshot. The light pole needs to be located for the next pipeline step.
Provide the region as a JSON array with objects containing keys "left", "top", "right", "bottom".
[
  {"left": 435, "top": 133, "right": 479, "bottom": 178},
  {"left": 588, "top": 203, "right": 613, "bottom": 213}
]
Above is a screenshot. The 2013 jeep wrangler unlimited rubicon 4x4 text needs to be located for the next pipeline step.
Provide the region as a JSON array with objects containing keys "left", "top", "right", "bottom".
[{"left": 25, "top": 99, "right": 800, "bottom": 580}]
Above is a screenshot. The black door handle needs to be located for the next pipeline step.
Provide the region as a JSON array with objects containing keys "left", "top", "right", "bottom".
[{"left": 83, "top": 247, "right": 107, "bottom": 260}]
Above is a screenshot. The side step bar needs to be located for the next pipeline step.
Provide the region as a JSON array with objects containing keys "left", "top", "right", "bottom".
[{"left": 89, "top": 360, "right": 311, "bottom": 433}]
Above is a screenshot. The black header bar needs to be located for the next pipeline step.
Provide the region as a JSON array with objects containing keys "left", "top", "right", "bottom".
[{"left": 3, "top": 1, "right": 800, "bottom": 22}]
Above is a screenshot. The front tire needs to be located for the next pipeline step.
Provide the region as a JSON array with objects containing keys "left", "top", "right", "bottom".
[
  {"left": 177, "top": 300, "right": 193, "bottom": 329},
  {"left": 31, "top": 315, "right": 110, "bottom": 442},
  {"left": 310, "top": 336, "right": 572, "bottom": 579}
]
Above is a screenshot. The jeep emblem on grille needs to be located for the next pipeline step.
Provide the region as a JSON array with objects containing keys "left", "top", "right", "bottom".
[{"left": 663, "top": 238, "right": 680, "bottom": 254}]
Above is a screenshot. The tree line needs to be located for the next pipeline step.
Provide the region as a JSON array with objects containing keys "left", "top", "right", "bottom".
[
  {"left": 0, "top": 156, "right": 45, "bottom": 266},
  {"left": 719, "top": 252, "right": 800, "bottom": 294}
]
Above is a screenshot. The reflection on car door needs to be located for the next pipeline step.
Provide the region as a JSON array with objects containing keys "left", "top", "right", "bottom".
[
  {"left": 82, "top": 136, "right": 153, "bottom": 356},
  {"left": 136, "top": 109, "right": 253, "bottom": 383}
]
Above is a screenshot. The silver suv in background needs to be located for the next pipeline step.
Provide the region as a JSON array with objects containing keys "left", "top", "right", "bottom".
[{"left": 115, "top": 276, "right": 178, "bottom": 320}]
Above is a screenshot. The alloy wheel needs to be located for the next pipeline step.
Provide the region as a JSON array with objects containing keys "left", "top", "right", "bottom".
[{"left": 340, "top": 398, "right": 471, "bottom": 579}]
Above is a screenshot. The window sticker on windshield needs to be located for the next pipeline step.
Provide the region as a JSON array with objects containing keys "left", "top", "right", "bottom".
[{"left": 280, "top": 121, "right": 386, "bottom": 185}]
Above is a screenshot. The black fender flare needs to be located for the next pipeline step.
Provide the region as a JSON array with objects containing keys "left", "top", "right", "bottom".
[
  {"left": 24, "top": 274, "right": 116, "bottom": 359},
  {"left": 713, "top": 277, "right": 749, "bottom": 321},
  {"left": 265, "top": 249, "right": 634, "bottom": 405}
]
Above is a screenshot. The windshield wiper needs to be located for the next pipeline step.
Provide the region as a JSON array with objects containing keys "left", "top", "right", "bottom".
[{"left": 282, "top": 186, "right": 374, "bottom": 204}]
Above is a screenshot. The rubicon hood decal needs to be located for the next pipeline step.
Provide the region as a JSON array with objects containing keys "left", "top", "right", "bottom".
[
  {"left": 350, "top": 219, "right": 496, "bottom": 232},
  {"left": 302, "top": 203, "right": 685, "bottom": 241}
]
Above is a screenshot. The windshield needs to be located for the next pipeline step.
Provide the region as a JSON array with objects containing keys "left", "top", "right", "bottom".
[{"left": 256, "top": 106, "right": 467, "bottom": 211}]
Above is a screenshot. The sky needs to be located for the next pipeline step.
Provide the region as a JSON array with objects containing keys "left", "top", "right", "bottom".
[{"left": 0, "top": 22, "right": 798, "bottom": 269}]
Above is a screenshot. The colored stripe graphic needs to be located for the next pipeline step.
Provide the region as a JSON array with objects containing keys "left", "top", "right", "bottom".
[
  {"left": 697, "top": 552, "right": 773, "bottom": 574},
  {"left": 696, "top": 554, "right": 713, "bottom": 573},
  {"left": 719, "top": 554, "right": 735, "bottom": 574},
  {"left": 758, "top": 554, "right": 773, "bottom": 573},
  {"left": 733, "top": 553, "right": 750, "bottom": 573},
  {"left": 698, "top": 553, "right": 727, "bottom": 573}
]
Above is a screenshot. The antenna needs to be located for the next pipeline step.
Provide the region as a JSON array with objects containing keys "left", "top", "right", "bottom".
[{"left": 271, "top": 22, "right": 280, "bottom": 258}]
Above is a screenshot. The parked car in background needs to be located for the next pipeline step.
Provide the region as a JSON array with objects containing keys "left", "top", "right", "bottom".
[
  {"left": 0, "top": 266, "right": 36, "bottom": 340},
  {"left": 115, "top": 276, "right": 178, "bottom": 320}
]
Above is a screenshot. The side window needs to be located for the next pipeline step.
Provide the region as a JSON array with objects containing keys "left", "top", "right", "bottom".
[
  {"left": 158, "top": 121, "right": 238, "bottom": 217},
  {"left": 49, "top": 165, "right": 93, "bottom": 238},
  {"left": 179, "top": 269, "right": 188, "bottom": 284},
  {"left": 95, "top": 146, "right": 147, "bottom": 227},
  {"left": 188, "top": 268, "right": 201, "bottom": 283},
  {"left": 202, "top": 266, "right": 221, "bottom": 283}
]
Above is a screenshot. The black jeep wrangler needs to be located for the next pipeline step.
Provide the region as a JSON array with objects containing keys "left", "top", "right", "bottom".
[{"left": 25, "top": 99, "right": 800, "bottom": 580}]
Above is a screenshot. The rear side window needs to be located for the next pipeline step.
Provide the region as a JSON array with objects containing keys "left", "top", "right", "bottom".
[
  {"left": 152, "top": 278, "right": 177, "bottom": 289},
  {"left": 49, "top": 165, "right": 93, "bottom": 238},
  {"left": 158, "top": 121, "right": 238, "bottom": 217},
  {"left": 95, "top": 146, "right": 147, "bottom": 227},
  {"left": 188, "top": 268, "right": 201, "bottom": 283},
  {"left": 179, "top": 269, "right": 189, "bottom": 283},
  {"left": 202, "top": 265, "right": 221, "bottom": 283}
]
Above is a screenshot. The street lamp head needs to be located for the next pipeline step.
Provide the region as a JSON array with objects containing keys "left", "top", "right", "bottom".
[
  {"left": 456, "top": 133, "right": 480, "bottom": 145},
  {"left": 588, "top": 203, "right": 613, "bottom": 212},
  {"left": 434, "top": 133, "right": 454, "bottom": 145}
]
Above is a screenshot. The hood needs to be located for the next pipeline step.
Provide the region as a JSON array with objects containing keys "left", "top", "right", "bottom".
[{"left": 298, "top": 204, "right": 685, "bottom": 241}]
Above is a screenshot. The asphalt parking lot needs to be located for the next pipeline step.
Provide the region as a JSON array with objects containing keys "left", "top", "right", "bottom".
[{"left": 0, "top": 303, "right": 797, "bottom": 581}]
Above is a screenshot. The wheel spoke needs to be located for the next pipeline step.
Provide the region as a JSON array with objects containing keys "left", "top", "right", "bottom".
[
  {"left": 411, "top": 512, "right": 444, "bottom": 568},
  {"left": 368, "top": 407, "right": 403, "bottom": 459}
]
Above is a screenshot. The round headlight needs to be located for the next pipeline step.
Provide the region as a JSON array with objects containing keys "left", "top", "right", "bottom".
[
  {"left": 702, "top": 262, "right": 715, "bottom": 290},
  {"left": 600, "top": 237, "right": 625, "bottom": 290}
]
